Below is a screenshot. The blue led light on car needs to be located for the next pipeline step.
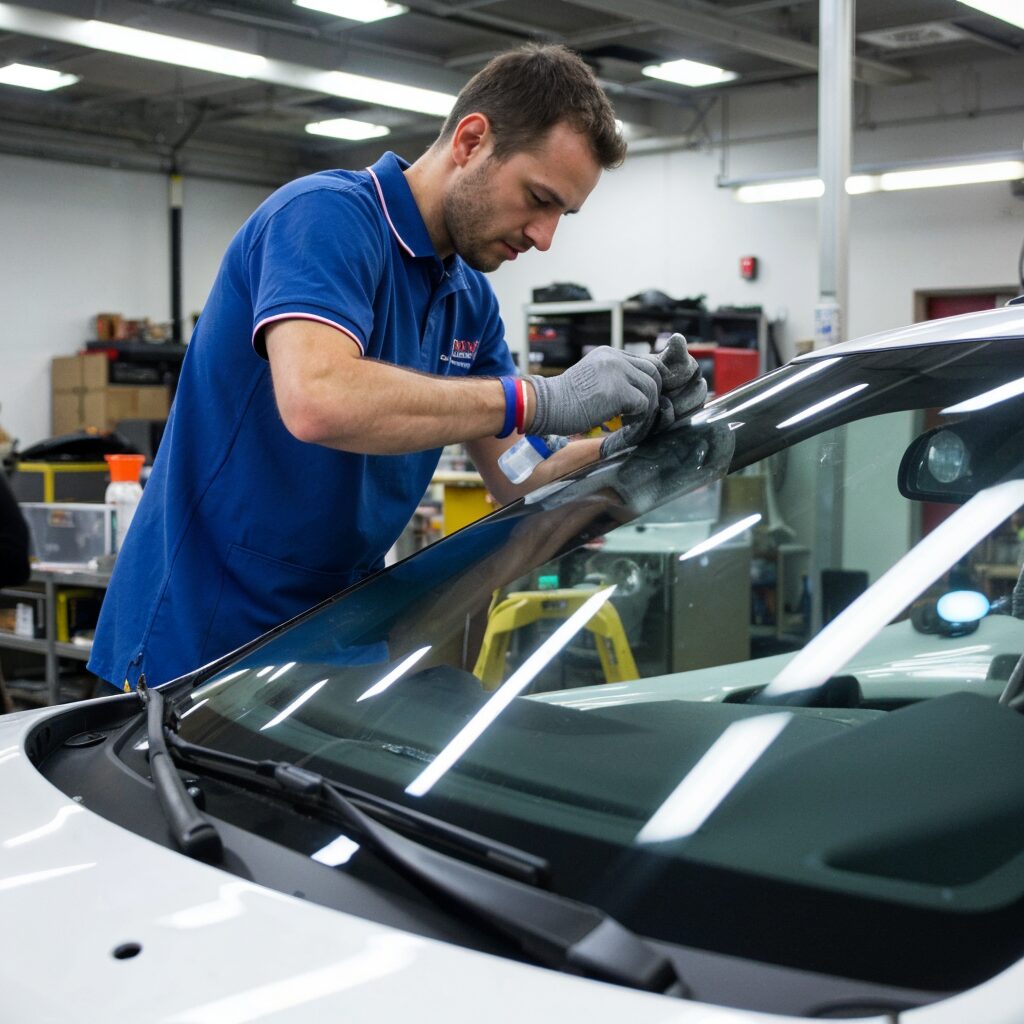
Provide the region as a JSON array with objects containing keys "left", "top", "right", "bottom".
[{"left": 936, "top": 589, "right": 991, "bottom": 624}]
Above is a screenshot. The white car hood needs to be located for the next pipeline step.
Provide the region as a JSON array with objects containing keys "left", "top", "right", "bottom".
[
  {"left": 0, "top": 701, "right": 809, "bottom": 1024},
  {"left": 4, "top": 699, "right": 1024, "bottom": 1024}
]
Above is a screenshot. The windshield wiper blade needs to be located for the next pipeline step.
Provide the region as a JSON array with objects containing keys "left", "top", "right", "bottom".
[
  {"left": 163, "top": 723, "right": 687, "bottom": 997},
  {"left": 138, "top": 679, "right": 223, "bottom": 863}
]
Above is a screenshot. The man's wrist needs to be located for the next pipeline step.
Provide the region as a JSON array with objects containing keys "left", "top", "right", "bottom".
[{"left": 522, "top": 378, "right": 537, "bottom": 433}]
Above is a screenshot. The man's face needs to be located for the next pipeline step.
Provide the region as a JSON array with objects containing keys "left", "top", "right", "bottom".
[{"left": 443, "top": 121, "right": 603, "bottom": 273}]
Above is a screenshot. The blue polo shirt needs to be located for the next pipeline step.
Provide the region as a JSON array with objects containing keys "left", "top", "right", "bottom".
[{"left": 89, "top": 152, "right": 515, "bottom": 689}]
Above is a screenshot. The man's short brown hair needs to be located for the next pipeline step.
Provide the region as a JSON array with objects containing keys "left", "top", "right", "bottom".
[{"left": 438, "top": 44, "right": 626, "bottom": 169}]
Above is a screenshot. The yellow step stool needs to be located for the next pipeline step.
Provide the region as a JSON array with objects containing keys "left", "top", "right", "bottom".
[{"left": 473, "top": 588, "right": 638, "bottom": 690}]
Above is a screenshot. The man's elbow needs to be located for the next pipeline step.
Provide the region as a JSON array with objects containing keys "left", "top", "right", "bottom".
[
  {"left": 278, "top": 400, "right": 336, "bottom": 446},
  {"left": 275, "top": 389, "right": 363, "bottom": 447}
]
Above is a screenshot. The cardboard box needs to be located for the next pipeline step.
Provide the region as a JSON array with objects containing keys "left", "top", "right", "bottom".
[{"left": 51, "top": 354, "right": 170, "bottom": 435}]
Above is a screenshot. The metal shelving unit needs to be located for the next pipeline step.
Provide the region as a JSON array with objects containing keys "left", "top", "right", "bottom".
[
  {"left": 0, "top": 566, "right": 109, "bottom": 705},
  {"left": 522, "top": 299, "right": 767, "bottom": 381}
]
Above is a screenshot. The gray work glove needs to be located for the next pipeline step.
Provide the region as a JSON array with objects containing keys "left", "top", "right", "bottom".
[
  {"left": 529, "top": 347, "right": 661, "bottom": 455},
  {"left": 647, "top": 334, "right": 708, "bottom": 432}
]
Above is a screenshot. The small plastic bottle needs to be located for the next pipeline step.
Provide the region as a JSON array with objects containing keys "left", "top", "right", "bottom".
[
  {"left": 105, "top": 454, "right": 145, "bottom": 552},
  {"left": 498, "top": 435, "right": 552, "bottom": 485}
]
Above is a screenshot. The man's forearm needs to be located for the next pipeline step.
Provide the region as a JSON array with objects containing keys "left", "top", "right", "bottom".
[
  {"left": 266, "top": 321, "right": 532, "bottom": 454},
  {"left": 298, "top": 356, "right": 515, "bottom": 454},
  {"left": 469, "top": 435, "right": 603, "bottom": 507}
]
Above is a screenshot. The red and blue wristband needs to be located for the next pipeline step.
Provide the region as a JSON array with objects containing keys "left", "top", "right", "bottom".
[{"left": 496, "top": 377, "right": 528, "bottom": 438}]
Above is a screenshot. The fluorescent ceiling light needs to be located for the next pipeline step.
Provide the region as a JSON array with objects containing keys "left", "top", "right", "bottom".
[
  {"left": 318, "top": 70, "right": 453, "bottom": 116},
  {"left": 844, "top": 174, "right": 878, "bottom": 195},
  {"left": 0, "top": 62, "right": 78, "bottom": 90},
  {"left": 82, "top": 20, "right": 266, "bottom": 78},
  {"left": 735, "top": 178, "right": 824, "bottom": 203},
  {"left": 295, "top": 0, "right": 408, "bottom": 22},
  {"left": 734, "top": 160, "right": 1024, "bottom": 203},
  {"left": 878, "top": 160, "right": 1024, "bottom": 191},
  {"left": 306, "top": 117, "right": 390, "bottom": 140},
  {"left": 642, "top": 57, "right": 738, "bottom": 88},
  {"left": 958, "top": 1, "right": 1024, "bottom": 31},
  {"left": 0, "top": 6, "right": 457, "bottom": 117}
]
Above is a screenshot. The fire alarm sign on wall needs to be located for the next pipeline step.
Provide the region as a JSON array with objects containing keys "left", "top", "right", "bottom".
[{"left": 739, "top": 255, "right": 758, "bottom": 280}]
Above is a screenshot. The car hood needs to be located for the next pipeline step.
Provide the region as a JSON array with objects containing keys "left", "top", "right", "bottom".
[{"left": 0, "top": 700, "right": 821, "bottom": 1024}]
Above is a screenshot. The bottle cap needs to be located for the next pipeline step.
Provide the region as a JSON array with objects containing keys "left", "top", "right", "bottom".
[{"left": 105, "top": 453, "right": 145, "bottom": 483}]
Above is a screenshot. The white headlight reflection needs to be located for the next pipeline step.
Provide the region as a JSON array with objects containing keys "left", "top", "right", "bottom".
[
  {"left": 190, "top": 667, "right": 250, "bottom": 699},
  {"left": 775, "top": 383, "right": 869, "bottom": 429},
  {"left": 357, "top": 646, "right": 431, "bottom": 702},
  {"left": 405, "top": 587, "right": 617, "bottom": 798},
  {"left": 178, "top": 698, "right": 209, "bottom": 720},
  {"left": 259, "top": 679, "right": 328, "bottom": 731},
  {"left": 707, "top": 358, "right": 841, "bottom": 423},
  {"left": 636, "top": 713, "right": 792, "bottom": 843},
  {"left": 267, "top": 661, "right": 297, "bottom": 683},
  {"left": 3, "top": 803, "right": 83, "bottom": 848},
  {"left": 166, "top": 934, "right": 419, "bottom": 1023},
  {"left": 312, "top": 833, "right": 361, "bottom": 867},
  {"left": 0, "top": 863, "right": 94, "bottom": 892},
  {"left": 679, "top": 513, "right": 761, "bottom": 562},
  {"left": 941, "top": 373, "right": 1024, "bottom": 414},
  {"left": 159, "top": 880, "right": 277, "bottom": 930}
]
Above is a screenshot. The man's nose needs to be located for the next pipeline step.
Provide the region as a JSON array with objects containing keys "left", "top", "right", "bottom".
[{"left": 524, "top": 213, "right": 559, "bottom": 253}]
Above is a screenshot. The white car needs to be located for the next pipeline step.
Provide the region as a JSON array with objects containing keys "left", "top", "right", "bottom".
[{"left": 5, "top": 304, "right": 1024, "bottom": 1022}]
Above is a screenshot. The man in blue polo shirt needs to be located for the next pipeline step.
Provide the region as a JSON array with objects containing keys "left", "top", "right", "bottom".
[{"left": 89, "top": 44, "right": 705, "bottom": 690}]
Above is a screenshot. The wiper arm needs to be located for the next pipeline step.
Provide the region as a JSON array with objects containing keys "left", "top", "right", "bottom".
[
  {"left": 138, "top": 678, "right": 223, "bottom": 863},
  {"left": 163, "top": 722, "right": 687, "bottom": 997}
]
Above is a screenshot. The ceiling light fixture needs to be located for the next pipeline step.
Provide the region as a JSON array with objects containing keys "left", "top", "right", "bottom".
[
  {"left": 957, "top": 0, "right": 1024, "bottom": 31},
  {"left": 316, "top": 70, "right": 454, "bottom": 116},
  {"left": 0, "top": 62, "right": 78, "bottom": 90},
  {"left": 730, "top": 157, "right": 1024, "bottom": 203},
  {"left": 305, "top": 116, "right": 391, "bottom": 140},
  {"left": 0, "top": 5, "right": 456, "bottom": 117},
  {"left": 878, "top": 160, "right": 1024, "bottom": 190},
  {"left": 295, "top": 0, "right": 408, "bottom": 21},
  {"left": 735, "top": 178, "right": 824, "bottom": 203},
  {"left": 642, "top": 57, "right": 738, "bottom": 88},
  {"left": 82, "top": 20, "right": 267, "bottom": 77}
]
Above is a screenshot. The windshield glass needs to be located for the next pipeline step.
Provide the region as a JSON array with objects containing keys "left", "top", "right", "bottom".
[{"left": 175, "top": 338, "right": 1024, "bottom": 995}]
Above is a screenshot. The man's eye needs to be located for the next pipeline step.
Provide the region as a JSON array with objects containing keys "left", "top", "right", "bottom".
[{"left": 530, "top": 192, "right": 550, "bottom": 207}]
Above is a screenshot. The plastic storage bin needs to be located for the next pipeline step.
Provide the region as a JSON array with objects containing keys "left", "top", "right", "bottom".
[{"left": 20, "top": 502, "right": 114, "bottom": 567}]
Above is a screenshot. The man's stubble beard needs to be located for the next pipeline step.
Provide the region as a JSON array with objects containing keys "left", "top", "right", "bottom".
[{"left": 442, "top": 159, "right": 502, "bottom": 273}]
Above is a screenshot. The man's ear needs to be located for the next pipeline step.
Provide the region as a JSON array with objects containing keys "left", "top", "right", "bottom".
[{"left": 450, "top": 113, "right": 491, "bottom": 168}]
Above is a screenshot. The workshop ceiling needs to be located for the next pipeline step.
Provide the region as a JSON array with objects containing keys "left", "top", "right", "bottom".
[{"left": 0, "top": 0, "right": 1021, "bottom": 185}]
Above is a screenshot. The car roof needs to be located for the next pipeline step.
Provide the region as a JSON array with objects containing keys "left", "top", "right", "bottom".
[{"left": 795, "top": 302, "right": 1024, "bottom": 361}]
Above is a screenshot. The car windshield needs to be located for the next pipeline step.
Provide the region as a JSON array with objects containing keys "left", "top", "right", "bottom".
[{"left": 175, "top": 336, "right": 1024, "bottom": 995}]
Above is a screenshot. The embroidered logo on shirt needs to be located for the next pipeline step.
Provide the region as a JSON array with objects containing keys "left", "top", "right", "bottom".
[{"left": 449, "top": 338, "right": 481, "bottom": 369}]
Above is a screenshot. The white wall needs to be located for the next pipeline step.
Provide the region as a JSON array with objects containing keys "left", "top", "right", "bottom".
[{"left": 0, "top": 154, "right": 268, "bottom": 447}]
